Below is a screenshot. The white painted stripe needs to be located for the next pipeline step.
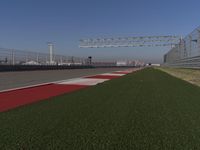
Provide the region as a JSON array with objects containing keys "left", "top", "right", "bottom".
[
  {"left": 58, "top": 78, "right": 109, "bottom": 86},
  {"left": 100, "top": 73, "right": 125, "bottom": 76},
  {"left": 116, "top": 70, "right": 133, "bottom": 72},
  {"left": 116, "top": 70, "right": 130, "bottom": 72},
  {"left": 114, "top": 71, "right": 130, "bottom": 74},
  {"left": 120, "top": 70, "right": 133, "bottom": 73}
]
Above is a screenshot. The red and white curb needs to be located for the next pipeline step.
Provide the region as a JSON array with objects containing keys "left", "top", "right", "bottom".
[
  {"left": 57, "top": 78, "right": 109, "bottom": 86},
  {"left": 0, "top": 68, "right": 140, "bottom": 112}
]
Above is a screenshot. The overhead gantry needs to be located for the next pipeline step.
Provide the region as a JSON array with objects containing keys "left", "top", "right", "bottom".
[{"left": 79, "top": 35, "right": 181, "bottom": 48}]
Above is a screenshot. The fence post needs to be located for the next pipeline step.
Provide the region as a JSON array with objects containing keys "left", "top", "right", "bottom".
[
  {"left": 26, "top": 52, "right": 28, "bottom": 63},
  {"left": 60, "top": 56, "right": 63, "bottom": 64},
  {"left": 12, "top": 49, "right": 15, "bottom": 65},
  {"left": 197, "top": 29, "right": 200, "bottom": 56},
  {"left": 189, "top": 35, "right": 192, "bottom": 57},
  {"left": 36, "top": 53, "right": 39, "bottom": 64}
]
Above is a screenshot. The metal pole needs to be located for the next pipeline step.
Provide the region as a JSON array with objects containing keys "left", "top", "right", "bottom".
[
  {"left": 12, "top": 49, "right": 15, "bottom": 65},
  {"left": 36, "top": 53, "right": 39, "bottom": 64},
  {"left": 197, "top": 29, "right": 200, "bottom": 56},
  {"left": 26, "top": 52, "right": 28, "bottom": 63},
  {"left": 46, "top": 56, "right": 48, "bottom": 65},
  {"left": 189, "top": 35, "right": 192, "bottom": 57},
  {"left": 60, "top": 56, "right": 63, "bottom": 64}
]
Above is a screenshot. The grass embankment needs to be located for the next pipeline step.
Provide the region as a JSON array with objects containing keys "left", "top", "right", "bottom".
[
  {"left": 157, "top": 67, "right": 200, "bottom": 87},
  {"left": 1, "top": 68, "right": 200, "bottom": 149}
]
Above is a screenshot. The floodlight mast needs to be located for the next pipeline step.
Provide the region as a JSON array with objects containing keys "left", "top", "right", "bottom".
[{"left": 79, "top": 35, "right": 181, "bottom": 48}]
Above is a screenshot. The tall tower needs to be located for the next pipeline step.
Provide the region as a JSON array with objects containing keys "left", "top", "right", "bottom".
[{"left": 47, "top": 42, "right": 54, "bottom": 64}]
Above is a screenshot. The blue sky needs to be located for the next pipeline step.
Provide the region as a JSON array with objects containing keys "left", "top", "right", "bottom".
[{"left": 0, "top": 0, "right": 200, "bottom": 63}]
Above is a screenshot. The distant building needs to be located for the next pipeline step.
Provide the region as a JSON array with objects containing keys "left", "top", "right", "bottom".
[
  {"left": 116, "top": 60, "right": 144, "bottom": 67},
  {"left": 116, "top": 61, "right": 127, "bottom": 66}
]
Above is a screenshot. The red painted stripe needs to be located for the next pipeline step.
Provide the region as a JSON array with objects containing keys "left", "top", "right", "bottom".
[
  {"left": 0, "top": 84, "right": 87, "bottom": 112},
  {"left": 85, "top": 75, "right": 120, "bottom": 79}
]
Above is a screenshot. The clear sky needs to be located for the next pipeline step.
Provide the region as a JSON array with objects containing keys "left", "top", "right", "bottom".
[{"left": 0, "top": 0, "right": 200, "bottom": 63}]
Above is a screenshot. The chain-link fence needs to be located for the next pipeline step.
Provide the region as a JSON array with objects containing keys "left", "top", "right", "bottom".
[
  {"left": 0, "top": 48, "right": 86, "bottom": 66},
  {"left": 164, "top": 26, "right": 200, "bottom": 68}
]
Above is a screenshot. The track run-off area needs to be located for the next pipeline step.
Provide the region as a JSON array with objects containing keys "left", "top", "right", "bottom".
[{"left": 1, "top": 68, "right": 200, "bottom": 149}]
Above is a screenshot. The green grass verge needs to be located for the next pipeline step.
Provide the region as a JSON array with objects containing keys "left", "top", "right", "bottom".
[
  {"left": 156, "top": 67, "right": 200, "bottom": 87},
  {"left": 1, "top": 68, "right": 200, "bottom": 149}
]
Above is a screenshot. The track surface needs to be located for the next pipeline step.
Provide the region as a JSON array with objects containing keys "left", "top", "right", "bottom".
[
  {"left": 0, "top": 68, "right": 127, "bottom": 91},
  {"left": 0, "top": 69, "right": 136, "bottom": 112}
]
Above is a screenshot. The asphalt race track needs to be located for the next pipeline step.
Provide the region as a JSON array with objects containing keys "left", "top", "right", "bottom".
[{"left": 0, "top": 68, "right": 129, "bottom": 91}]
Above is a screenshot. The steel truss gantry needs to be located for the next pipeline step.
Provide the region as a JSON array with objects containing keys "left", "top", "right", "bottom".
[{"left": 79, "top": 35, "right": 181, "bottom": 48}]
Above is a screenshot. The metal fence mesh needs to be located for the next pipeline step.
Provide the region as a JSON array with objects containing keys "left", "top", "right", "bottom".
[
  {"left": 164, "top": 26, "right": 200, "bottom": 68},
  {"left": 0, "top": 48, "right": 86, "bottom": 66}
]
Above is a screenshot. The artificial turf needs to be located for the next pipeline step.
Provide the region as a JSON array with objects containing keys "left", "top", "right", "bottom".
[{"left": 1, "top": 68, "right": 200, "bottom": 149}]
